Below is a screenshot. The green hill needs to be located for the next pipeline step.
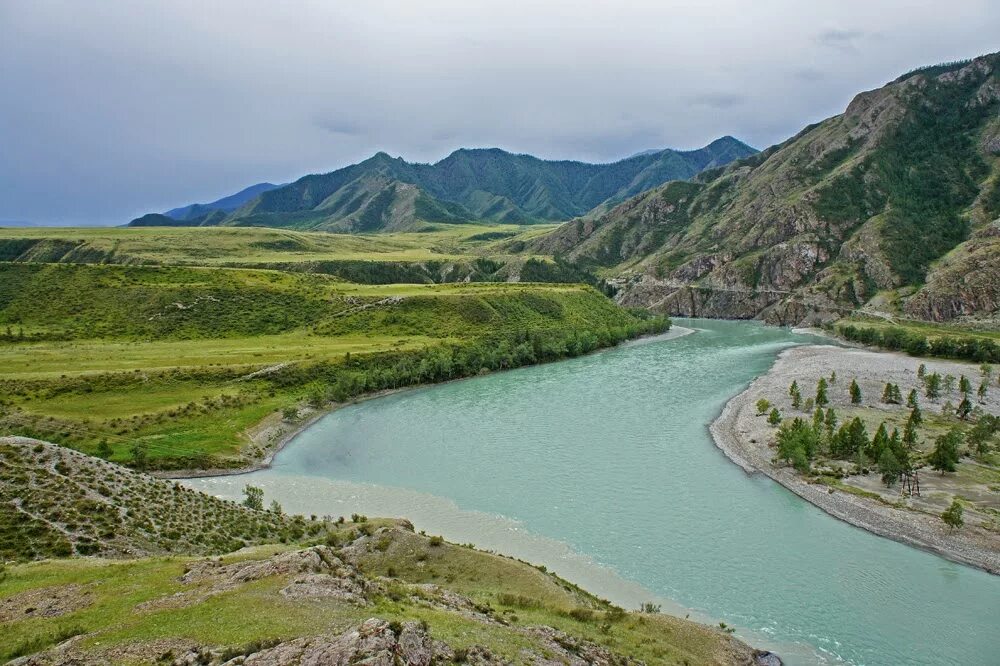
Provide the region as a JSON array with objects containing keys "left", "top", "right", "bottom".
[
  {"left": 0, "top": 263, "right": 667, "bottom": 470},
  {"left": 533, "top": 53, "right": 1000, "bottom": 324},
  {"left": 128, "top": 138, "right": 756, "bottom": 232},
  {"left": 0, "top": 438, "right": 759, "bottom": 665}
]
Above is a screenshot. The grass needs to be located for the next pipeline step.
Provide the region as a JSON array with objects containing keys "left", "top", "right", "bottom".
[
  {"left": 0, "top": 524, "right": 746, "bottom": 665},
  {"left": 0, "top": 224, "right": 556, "bottom": 266},
  {"left": 0, "top": 261, "right": 666, "bottom": 469},
  {"left": 0, "top": 332, "right": 435, "bottom": 379},
  {"left": 838, "top": 315, "right": 1000, "bottom": 343}
]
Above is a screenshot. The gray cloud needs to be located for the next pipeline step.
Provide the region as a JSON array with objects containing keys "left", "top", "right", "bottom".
[
  {"left": 691, "top": 93, "right": 747, "bottom": 109},
  {"left": 1, "top": 0, "right": 999, "bottom": 225},
  {"left": 817, "top": 28, "right": 867, "bottom": 50}
]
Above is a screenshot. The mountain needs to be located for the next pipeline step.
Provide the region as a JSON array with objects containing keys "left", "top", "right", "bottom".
[
  {"left": 534, "top": 53, "right": 1000, "bottom": 324},
  {"left": 163, "top": 182, "right": 282, "bottom": 221},
  {"left": 129, "top": 138, "right": 756, "bottom": 232}
]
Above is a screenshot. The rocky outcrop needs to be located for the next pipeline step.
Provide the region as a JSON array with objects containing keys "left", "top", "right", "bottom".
[{"left": 534, "top": 52, "right": 1000, "bottom": 325}]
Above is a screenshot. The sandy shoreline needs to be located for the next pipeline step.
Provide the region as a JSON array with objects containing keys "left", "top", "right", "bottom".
[
  {"left": 710, "top": 344, "right": 1000, "bottom": 575},
  {"left": 162, "top": 325, "right": 697, "bottom": 481}
]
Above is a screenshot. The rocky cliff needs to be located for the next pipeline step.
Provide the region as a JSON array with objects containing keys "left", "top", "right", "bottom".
[{"left": 534, "top": 53, "right": 1000, "bottom": 324}]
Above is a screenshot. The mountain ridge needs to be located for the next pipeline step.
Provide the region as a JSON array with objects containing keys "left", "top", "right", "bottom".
[
  {"left": 130, "top": 137, "right": 756, "bottom": 232},
  {"left": 533, "top": 52, "right": 1000, "bottom": 324}
]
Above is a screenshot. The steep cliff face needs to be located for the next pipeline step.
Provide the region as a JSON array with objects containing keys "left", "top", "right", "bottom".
[{"left": 535, "top": 53, "right": 1000, "bottom": 324}]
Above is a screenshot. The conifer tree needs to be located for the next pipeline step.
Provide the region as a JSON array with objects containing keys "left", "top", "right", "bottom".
[
  {"left": 977, "top": 379, "right": 988, "bottom": 403},
  {"left": 957, "top": 396, "right": 973, "bottom": 420},
  {"left": 928, "top": 429, "right": 961, "bottom": 474},
  {"left": 849, "top": 379, "right": 862, "bottom": 404},
  {"left": 959, "top": 375, "right": 971, "bottom": 395},
  {"left": 816, "top": 377, "right": 829, "bottom": 407},
  {"left": 941, "top": 499, "right": 964, "bottom": 531},
  {"left": 789, "top": 380, "right": 801, "bottom": 409}
]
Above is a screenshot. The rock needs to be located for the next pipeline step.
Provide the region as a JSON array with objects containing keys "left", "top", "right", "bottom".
[{"left": 753, "top": 650, "right": 783, "bottom": 666}]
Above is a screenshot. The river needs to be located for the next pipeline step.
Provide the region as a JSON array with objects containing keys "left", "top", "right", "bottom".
[{"left": 186, "top": 319, "right": 1000, "bottom": 665}]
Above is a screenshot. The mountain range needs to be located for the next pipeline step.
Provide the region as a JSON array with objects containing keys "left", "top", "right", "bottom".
[
  {"left": 130, "top": 137, "right": 756, "bottom": 231},
  {"left": 534, "top": 53, "right": 1000, "bottom": 324}
]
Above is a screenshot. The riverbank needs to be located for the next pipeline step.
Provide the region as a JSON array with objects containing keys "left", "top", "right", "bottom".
[
  {"left": 162, "top": 325, "right": 696, "bottom": 480},
  {"left": 710, "top": 344, "right": 1000, "bottom": 575}
]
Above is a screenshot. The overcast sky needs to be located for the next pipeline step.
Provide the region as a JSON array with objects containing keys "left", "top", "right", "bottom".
[{"left": 2, "top": 1, "right": 998, "bottom": 225}]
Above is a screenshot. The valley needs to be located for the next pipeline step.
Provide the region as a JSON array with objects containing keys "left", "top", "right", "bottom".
[{"left": 2, "top": 45, "right": 1000, "bottom": 666}]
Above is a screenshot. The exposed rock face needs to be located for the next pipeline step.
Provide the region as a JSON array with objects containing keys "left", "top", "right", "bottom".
[
  {"left": 534, "top": 53, "right": 1000, "bottom": 325},
  {"left": 220, "top": 619, "right": 446, "bottom": 666}
]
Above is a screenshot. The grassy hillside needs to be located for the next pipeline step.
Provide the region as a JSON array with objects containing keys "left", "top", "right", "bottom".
[
  {"left": 534, "top": 53, "right": 1000, "bottom": 325},
  {"left": 0, "top": 439, "right": 757, "bottom": 665},
  {"left": 0, "top": 262, "right": 667, "bottom": 470}
]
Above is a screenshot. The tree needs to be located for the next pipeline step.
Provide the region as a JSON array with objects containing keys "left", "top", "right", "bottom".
[
  {"left": 789, "top": 381, "right": 801, "bottom": 409},
  {"left": 243, "top": 485, "right": 264, "bottom": 511},
  {"left": 906, "top": 389, "right": 919, "bottom": 409},
  {"left": 917, "top": 363, "right": 926, "bottom": 381},
  {"left": 812, "top": 407, "right": 825, "bottom": 431},
  {"left": 824, "top": 408, "right": 838, "bottom": 435},
  {"left": 978, "top": 380, "right": 988, "bottom": 403},
  {"left": 830, "top": 371, "right": 837, "bottom": 385},
  {"left": 882, "top": 383, "right": 898, "bottom": 404},
  {"left": 959, "top": 375, "right": 971, "bottom": 395},
  {"left": 96, "top": 440, "right": 113, "bottom": 459},
  {"left": 957, "top": 396, "right": 973, "bottom": 420},
  {"left": 928, "top": 429, "right": 962, "bottom": 474},
  {"left": 941, "top": 499, "right": 964, "bottom": 531},
  {"left": 849, "top": 379, "right": 862, "bottom": 404},
  {"left": 980, "top": 363, "right": 993, "bottom": 380},
  {"left": 768, "top": 408, "right": 782, "bottom": 425},
  {"left": 868, "top": 422, "right": 889, "bottom": 460},
  {"left": 776, "top": 418, "right": 819, "bottom": 472},
  {"left": 756, "top": 398, "right": 771, "bottom": 416},
  {"left": 925, "top": 373, "right": 941, "bottom": 399},
  {"left": 815, "top": 377, "right": 829, "bottom": 407},
  {"left": 966, "top": 414, "right": 999, "bottom": 456},
  {"left": 270, "top": 500, "right": 283, "bottom": 515},
  {"left": 878, "top": 448, "right": 902, "bottom": 487},
  {"left": 129, "top": 444, "right": 148, "bottom": 470},
  {"left": 282, "top": 406, "right": 299, "bottom": 421}
]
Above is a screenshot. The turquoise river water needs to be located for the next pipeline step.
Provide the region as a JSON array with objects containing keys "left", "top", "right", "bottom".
[{"left": 187, "top": 319, "right": 1000, "bottom": 665}]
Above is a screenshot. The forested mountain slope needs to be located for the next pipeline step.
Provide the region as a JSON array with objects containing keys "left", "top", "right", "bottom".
[
  {"left": 129, "top": 137, "right": 756, "bottom": 232},
  {"left": 534, "top": 53, "right": 1000, "bottom": 324}
]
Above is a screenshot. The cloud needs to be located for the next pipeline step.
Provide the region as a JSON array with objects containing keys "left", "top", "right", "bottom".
[
  {"left": 690, "top": 93, "right": 747, "bottom": 109},
  {"left": 2, "top": 0, "right": 999, "bottom": 224},
  {"left": 816, "top": 28, "right": 867, "bottom": 50}
]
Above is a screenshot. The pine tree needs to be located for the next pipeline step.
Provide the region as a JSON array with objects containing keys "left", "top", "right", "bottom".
[
  {"left": 824, "top": 407, "right": 838, "bottom": 434},
  {"left": 242, "top": 485, "right": 264, "bottom": 511},
  {"left": 959, "top": 375, "right": 971, "bottom": 396},
  {"left": 812, "top": 407, "right": 824, "bottom": 431},
  {"left": 925, "top": 373, "right": 942, "bottom": 399},
  {"left": 789, "top": 381, "right": 801, "bottom": 409},
  {"left": 882, "top": 383, "right": 894, "bottom": 404},
  {"left": 816, "top": 377, "right": 829, "bottom": 407},
  {"left": 906, "top": 389, "right": 919, "bottom": 408},
  {"left": 849, "top": 379, "right": 862, "bottom": 404},
  {"left": 878, "top": 448, "right": 902, "bottom": 487},
  {"left": 917, "top": 364, "right": 926, "bottom": 381},
  {"left": 768, "top": 408, "right": 782, "bottom": 425},
  {"left": 941, "top": 499, "right": 964, "bottom": 531},
  {"left": 928, "top": 429, "right": 961, "bottom": 474},
  {"left": 756, "top": 398, "right": 771, "bottom": 416},
  {"left": 830, "top": 371, "right": 837, "bottom": 384},
  {"left": 957, "top": 396, "right": 973, "bottom": 420},
  {"left": 868, "top": 422, "right": 889, "bottom": 460},
  {"left": 978, "top": 380, "right": 988, "bottom": 403}
]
